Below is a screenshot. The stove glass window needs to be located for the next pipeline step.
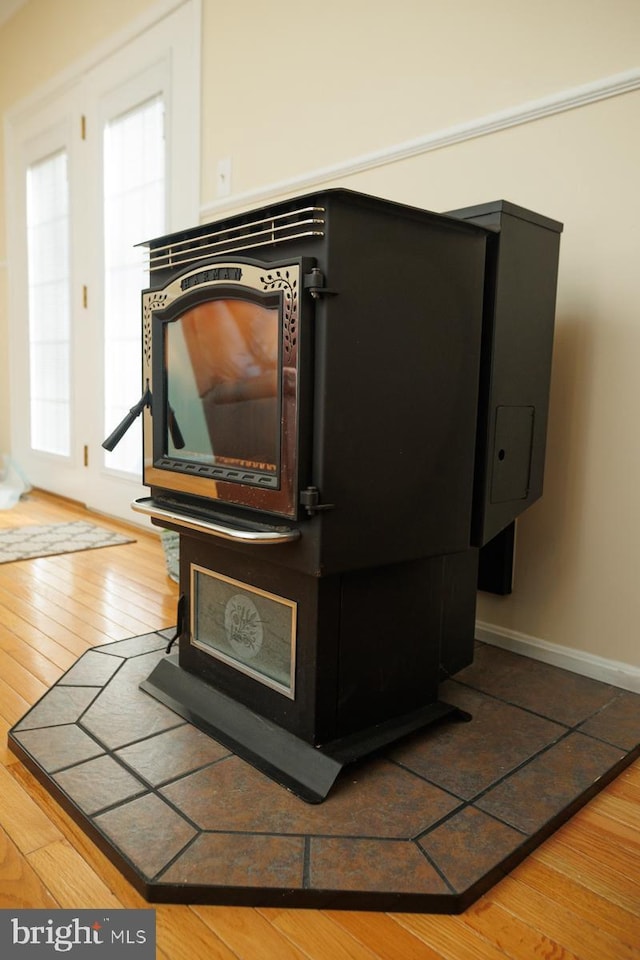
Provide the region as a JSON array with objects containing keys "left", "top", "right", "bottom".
[{"left": 165, "top": 298, "right": 280, "bottom": 474}]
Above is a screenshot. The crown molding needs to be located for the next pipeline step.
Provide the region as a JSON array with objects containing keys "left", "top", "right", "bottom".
[{"left": 201, "top": 66, "right": 640, "bottom": 220}]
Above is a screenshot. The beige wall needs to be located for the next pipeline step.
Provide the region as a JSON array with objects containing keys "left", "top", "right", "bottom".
[
  {"left": 1, "top": 0, "right": 639, "bottom": 673},
  {"left": 200, "top": 0, "right": 640, "bottom": 204}
]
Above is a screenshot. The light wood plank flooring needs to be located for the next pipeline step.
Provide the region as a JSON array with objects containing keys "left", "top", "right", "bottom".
[{"left": 0, "top": 490, "right": 638, "bottom": 958}]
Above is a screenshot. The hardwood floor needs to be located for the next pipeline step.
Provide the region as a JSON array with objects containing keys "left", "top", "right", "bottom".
[{"left": 1, "top": 490, "right": 638, "bottom": 958}]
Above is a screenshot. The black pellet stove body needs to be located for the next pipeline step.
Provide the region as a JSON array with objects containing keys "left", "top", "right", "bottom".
[{"left": 121, "top": 189, "right": 562, "bottom": 802}]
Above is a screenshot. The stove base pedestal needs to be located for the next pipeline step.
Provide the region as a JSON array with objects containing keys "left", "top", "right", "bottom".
[{"left": 141, "top": 653, "right": 469, "bottom": 803}]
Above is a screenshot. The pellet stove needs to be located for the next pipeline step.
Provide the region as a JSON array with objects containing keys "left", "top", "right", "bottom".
[{"left": 105, "top": 189, "right": 562, "bottom": 801}]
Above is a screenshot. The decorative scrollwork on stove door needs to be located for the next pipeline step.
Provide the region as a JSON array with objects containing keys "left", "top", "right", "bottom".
[
  {"left": 260, "top": 270, "right": 298, "bottom": 362},
  {"left": 142, "top": 292, "right": 168, "bottom": 368}
]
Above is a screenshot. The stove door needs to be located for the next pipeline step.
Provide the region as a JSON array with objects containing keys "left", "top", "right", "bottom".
[{"left": 142, "top": 256, "right": 316, "bottom": 522}]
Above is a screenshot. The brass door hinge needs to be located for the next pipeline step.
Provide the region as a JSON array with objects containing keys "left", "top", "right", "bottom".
[
  {"left": 82, "top": 285, "right": 88, "bottom": 308},
  {"left": 81, "top": 115, "right": 87, "bottom": 140},
  {"left": 83, "top": 445, "right": 89, "bottom": 467}
]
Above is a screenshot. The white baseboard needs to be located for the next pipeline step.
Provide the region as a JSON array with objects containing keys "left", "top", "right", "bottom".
[{"left": 475, "top": 621, "right": 640, "bottom": 694}]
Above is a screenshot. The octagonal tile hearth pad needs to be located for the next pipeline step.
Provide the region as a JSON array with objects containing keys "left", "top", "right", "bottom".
[
  {"left": 8, "top": 633, "right": 640, "bottom": 911},
  {"left": 160, "top": 755, "right": 460, "bottom": 837}
]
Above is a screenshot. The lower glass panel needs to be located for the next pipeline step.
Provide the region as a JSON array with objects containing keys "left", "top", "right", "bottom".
[{"left": 190, "top": 564, "right": 296, "bottom": 699}]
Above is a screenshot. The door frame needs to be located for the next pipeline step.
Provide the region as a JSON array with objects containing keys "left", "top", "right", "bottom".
[{"left": 4, "top": 0, "right": 201, "bottom": 524}]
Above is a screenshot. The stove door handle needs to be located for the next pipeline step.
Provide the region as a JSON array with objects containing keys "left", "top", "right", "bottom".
[{"left": 131, "top": 498, "right": 300, "bottom": 544}]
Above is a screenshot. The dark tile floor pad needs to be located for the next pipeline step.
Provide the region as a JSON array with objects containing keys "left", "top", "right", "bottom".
[{"left": 8, "top": 633, "right": 640, "bottom": 911}]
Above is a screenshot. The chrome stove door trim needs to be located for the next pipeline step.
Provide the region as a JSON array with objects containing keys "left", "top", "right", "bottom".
[{"left": 132, "top": 497, "right": 300, "bottom": 544}]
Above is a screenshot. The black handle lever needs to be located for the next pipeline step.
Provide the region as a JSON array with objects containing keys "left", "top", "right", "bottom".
[
  {"left": 102, "top": 382, "right": 185, "bottom": 453},
  {"left": 167, "top": 406, "right": 185, "bottom": 449},
  {"left": 102, "top": 386, "right": 152, "bottom": 452}
]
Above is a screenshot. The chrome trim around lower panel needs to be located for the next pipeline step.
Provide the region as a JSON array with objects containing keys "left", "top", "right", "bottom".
[{"left": 132, "top": 498, "right": 300, "bottom": 544}]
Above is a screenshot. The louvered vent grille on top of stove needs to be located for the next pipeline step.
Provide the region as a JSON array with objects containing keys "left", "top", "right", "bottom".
[{"left": 147, "top": 205, "right": 326, "bottom": 272}]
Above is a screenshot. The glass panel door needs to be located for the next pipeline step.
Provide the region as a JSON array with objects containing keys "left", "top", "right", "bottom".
[
  {"left": 103, "top": 95, "right": 165, "bottom": 477},
  {"left": 25, "top": 150, "right": 71, "bottom": 457},
  {"left": 6, "top": 1, "right": 199, "bottom": 522}
]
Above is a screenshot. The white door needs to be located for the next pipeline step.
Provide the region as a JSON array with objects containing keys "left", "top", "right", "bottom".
[{"left": 6, "top": 1, "right": 199, "bottom": 524}]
